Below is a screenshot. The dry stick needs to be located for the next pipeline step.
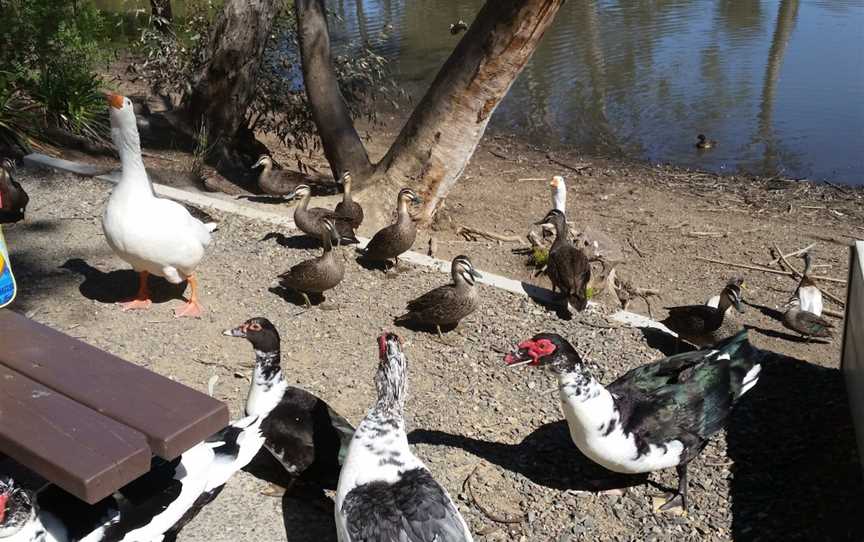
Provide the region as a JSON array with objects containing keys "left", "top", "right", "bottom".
[
  {"left": 457, "top": 225, "right": 524, "bottom": 244},
  {"left": 545, "top": 152, "right": 590, "bottom": 173},
  {"left": 516, "top": 177, "right": 547, "bottom": 182},
  {"left": 627, "top": 237, "right": 646, "bottom": 258},
  {"left": 773, "top": 244, "right": 846, "bottom": 307},
  {"left": 688, "top": 231, "right": 727, "bottom": 237},
  {"left": 463, "top": 466, "right": 525, "bottom": 524},
  {"left": 693, "top": 256, "right": 846, "bottom": 284},
  {"left": 489, "top": 149, "right": 509, "bottom": 160},
  {"left": 765, "top": 242, "right": 817, "bottom": 267}
]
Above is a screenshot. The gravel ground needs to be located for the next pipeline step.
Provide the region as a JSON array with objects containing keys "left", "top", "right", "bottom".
[{"left": 2, "top": 168, "right": 861, "bottom": 541}]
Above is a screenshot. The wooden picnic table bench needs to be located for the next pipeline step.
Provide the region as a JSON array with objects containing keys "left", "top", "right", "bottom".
[{"left": 0, "top": 309, "right": 228, "bottom": 503}]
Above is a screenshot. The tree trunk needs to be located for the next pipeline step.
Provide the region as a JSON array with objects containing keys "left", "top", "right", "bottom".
[
  {"left": 377, "top": 0, "right": 564, "bottom": 223},
  {"left": 295, "top": 0, "right": 374, "bottom": 181},
  {"left": 150, "top": 0, "right": 173, "bottom": 33},
  {"left": 185, "top": 0, "right": 279, "bottom": 171}
]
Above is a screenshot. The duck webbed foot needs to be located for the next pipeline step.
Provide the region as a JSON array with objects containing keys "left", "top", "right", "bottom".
[
  {"left": 174, "top": 275, "right": 204, "bottom": 318},
  {"left": 658, "top": 463, "right": 688, "bottom": 513},
  {"left": 120, "top": 271, "right": 152, "bottom": 311}
]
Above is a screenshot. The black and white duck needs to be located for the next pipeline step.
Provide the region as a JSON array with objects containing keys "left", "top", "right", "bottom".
[
  {"left": 0, "top": 159, "right": 28, "bottom": 224},
  {"left": 287, "top": 184, "right": 359, "bottom": 245},
  {"left": 395, "top": 254, "right": 482, "bottom": 337},
  {"left": 794, "top": 252, "right": 823, "bottom": 316},
  {"left": 534, "top": 209, "right": 591, "bottom": 312},
  {"left": 782, "top": 297, "right": 834, "bottom": 339},
  {"left": 278, "top": 218, "right": 345, "bottom": 307},
  {"left": 333, "top": 171, "right": 363, "bottom": 230},
  {"left": 335, "top": 333, "right": 473, "bottom": 541},
  {"left": 662, "top": 280, "right": 744, "bottom": 347},
  {"left": 251, "top": 155, "right": 304, "bottom": 198},
  {"left": 356, "top": 188, "right": 422, "bottom": 270},
  {"left": 505, "top": 330, "right": 762, "bottom": 511},
  {"left": 223, "top": 317, "right": 354, "bottom": 491},
  {"left": 0, "top": 415, "right": 265, "bottom": 542}
]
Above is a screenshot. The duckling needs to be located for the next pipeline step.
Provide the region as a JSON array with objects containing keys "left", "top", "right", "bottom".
[
  {"left": 782, "top": 297, "right": 833, "bottom": 340},
  {"left": 395, "top": 255, "right": 482, "bottom": 337},
  {"left": 333, "top": 171, "right": 363, "bottom": 229},
  {"left": 357, "top": 188, "right": 422, "bottom": 270},
  {"left": 0, "top": 159, "right": 28, "bottom": 224},
  {"left": 287, "top": 184, "right": 359, "bottom": 245},
  {"left": 695, "top": 134, "right": 716, "bottom": 150},
  {"left": 278, "top": 218, "right": 344, "bottom": 307},
  {"left": 449, "top": 19, "right": 468, "bottom": 35},
  {"left": 662, "top": 281, "right": 744, "bottom": 347},
  {"left": 794, "top": 252, "right": 823, "bottom": 316},
  {"left": 251, "top": 155, "right": 304, "bottom": 197},
  {"left": 534, "top": 209, "right": 591, "bottom": 312}
]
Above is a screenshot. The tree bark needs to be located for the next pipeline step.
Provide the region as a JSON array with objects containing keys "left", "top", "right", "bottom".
[
  {"left": 377, "top": 0, "right": 564, "bottom": 223},
  {"left": 185, "top": 0, "right": 279, "bottom": 170},
  {"left": 295, "top": 0, "right": 374, "bottom": 181},
  {"left": 150, "top": 0, "right": 173, "bottom": 33}
]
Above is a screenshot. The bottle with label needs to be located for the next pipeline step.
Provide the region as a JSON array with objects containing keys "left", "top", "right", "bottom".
[{"left": 0, "top": 226, "right": 16, "bottom": 308}]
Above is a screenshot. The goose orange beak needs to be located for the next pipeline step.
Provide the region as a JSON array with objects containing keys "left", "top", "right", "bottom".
[{"left": 106, "top": 93, "right": 124, "bottom": 109}]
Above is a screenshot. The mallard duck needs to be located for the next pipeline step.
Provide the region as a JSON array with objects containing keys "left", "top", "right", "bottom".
[
  {"left": 535, "top": 209, "right": 591, "bottom": 312},
  {"left": 278, "top": 218, "right": 344, "bottom": 307},
  {"left": 794, "top": 252, "right": 823, "bottom": 315},
  {"left": 336, "top": 333, "right": 473, "bottom": 541},
  {"left": 782, "top": 297, "right": 833, "bottom": 339},
  {"left": 251, "top": 155, "right": 304, "bottom": 197},
  {"left": 333, "top": 171, "right": 363, "bottom": 229},
  {"left": 287, "top": 184, "right": 358, "bottom": 245},
  {"left": 395, "top": 255, "right": 482, "bottom": 337},
  {"left": 0, "top": 414, "right": 265, "bottom": 541},
  {"left": 0, "top": 159, "right": 28, "bottom": 224},
  {"left": 357, "top": 188, "right": 422, "bottom": 269},
  {"left": 695, "top": 134, "right": 716, "bottom": 150},
  {"left": 449, "top": 19, "right": 468, "bottom": 35},
  {"left": 224, "top": 318, "right": 354, "bottom": 491},
  {"left": 102, "top": 93, "right": 217, "bottom": 318},
  {"left": 505, "top": 330, "right": 762, "bottom": 511},
  {"left": 706, "top": 277, "right": 744, "bottom": 312},
  {"left": 662, "top": 281, "right": 744, "bottom": 347}
]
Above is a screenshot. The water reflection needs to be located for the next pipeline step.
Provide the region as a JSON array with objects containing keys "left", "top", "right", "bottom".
[{"left": 328, "top": 0, "right": 864, "bottom": 184}]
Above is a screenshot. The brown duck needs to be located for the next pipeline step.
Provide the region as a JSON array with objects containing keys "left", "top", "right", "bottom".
[
  {"left": 395, "top": 254, "right": 482, "bottom": 337},
  {"left": 535, "top": 209, "right": 591, "bottom": 312},
  {"left": 0, "top": 159, "right": 28, "bottom": 224},
  {"left": 333, "top": 171, "right": 363, "bottom": 229},
  {"left": 278, "top": 218, "right": 344, "bottom": 307},
  {"left": 357, "top": 188, "right": 422, "bottom": 268},
  {"left": 782, "top": 297, "right": 833, "bottom": 339},
  {"left": 288, "top": 184, "right": 359, "bottom": 245},
  {"left": 662, "top": 281, "right": 744, "bottom": 347},
  {"left": 251, "top": 155, "right": 304, "bottom": 197}
]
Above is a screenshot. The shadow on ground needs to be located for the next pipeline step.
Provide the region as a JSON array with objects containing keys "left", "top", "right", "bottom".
[
  {"left": 60, "top": 258, "right": 187, "bottom": 305},
  {"left": 262, "top": 232, "right": 321, "bottom": 250},
  {"left": 409, "top": 423, "right": 647, "bottom": 492},
  {"left": 726, "top": 352, "right": 863, "bottom": 541}
]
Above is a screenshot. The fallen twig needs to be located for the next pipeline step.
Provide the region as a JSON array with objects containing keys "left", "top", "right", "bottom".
[
  {"left": 489, "top": 149, "right": 509, "bottom": 160},
  {"left": 627, "top": 237, "right": 646, "bottom": 258},
  {"left": 545, "top": 152, "right": 589, "bottom": 173},
  {"left": 516, "top": 177, "right": 546, "bottom": 182},
  {"left": 765, "top": 243, "right": 816, "bottom": 267},
  {"left": 687, "top": 231, "right": 727, "bottom": 238},
  {"left": 457, "top": 225, "right": 524, "bottom": 244},
  {"left": 463, "top": 466, "right": 525, "bottom": 524},
  {"left": 694, "top": 256, "right": 846, "bottom": 284}
]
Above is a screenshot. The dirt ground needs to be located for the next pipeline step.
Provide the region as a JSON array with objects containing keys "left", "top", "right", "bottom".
[{"left": 2, "top": 148, "right": 861, "bottom": 542}]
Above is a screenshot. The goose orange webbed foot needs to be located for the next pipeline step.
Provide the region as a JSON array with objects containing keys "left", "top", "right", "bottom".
[
  {"left": 174, "top": 300, "right": 204, "bottom": 319},
  {"left": 120, "top": 298, "right": 152, "bottom": 311}
]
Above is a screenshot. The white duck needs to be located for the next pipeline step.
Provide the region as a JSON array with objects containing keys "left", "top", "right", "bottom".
[
  {"left": 102, "top": 93, "right": 216, "bottom": 318},
  {"left": 550, "top": 175, "right": 566, "bottom": 212}
]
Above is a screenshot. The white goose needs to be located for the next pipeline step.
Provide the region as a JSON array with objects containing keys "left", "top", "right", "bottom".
[
  {"left": 102, "top": 93, "right": 216, "bottom": 318},
  {"left": 550, "top": 175, "right": 566, "bottom": 212}
]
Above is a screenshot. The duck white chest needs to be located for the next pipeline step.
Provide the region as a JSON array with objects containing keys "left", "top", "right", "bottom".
[{"left": 559, "top": 377, "right": 684, "bottom": 474}]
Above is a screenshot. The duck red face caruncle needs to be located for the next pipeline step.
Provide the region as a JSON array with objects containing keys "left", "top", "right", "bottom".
[
  {"left": 0, "top": 491, "right": 7, "bottom": 524},
  {"left": 504, "top": 338, "right": 556, "bottom": 367}
]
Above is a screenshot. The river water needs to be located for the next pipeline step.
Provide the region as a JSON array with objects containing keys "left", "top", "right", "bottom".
[{"left": 97, "top": 0, "right": 864, "bottom": 185}]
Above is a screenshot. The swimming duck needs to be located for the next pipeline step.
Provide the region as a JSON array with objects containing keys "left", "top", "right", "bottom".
[
  {"left": 224, "top": 318, "right": 354, "bottom": 491},
  {"left": 535, "top": 209, "right": 591, "bottom": 312},
  {"left": 335, "top": 333, "right": 473, "bottom": 541},
  {"left": 278, "top": 218, "right": 345, "bottom": 308},
  {"left": 449, "top": 19, "right": 469, "bottom": 35},
  {"left": 357, "top": 188, "right": 422, "bottom": 270},
  {"left": 395, "top": 255, "right": 482, "bottom": 337},
  {"left": 0, "top": 414, "right": 265, "bottom": 542},
  {"left": 251, "top": 155, "right": 304, "bottom": 197},
  {"left": 662, "top": 281, "right": 744, "bottom": 347},
  {"left": 706, "top": 277, "right": 744, "bottom": 312},
  {"left": 287, "top": 184, "right": 359, "bottom": 245},
  {"left": 505, "top": 330, "right": 762, "bottom": 511},
  {"left": 695, "top": 134, "right": 716, "bottom": 150},
  {"left": 782, "top": 297, "right": 833, "bottom": 340},
  {"left": 333, "top": 171, "right": 364, "bottom": 230},
  {"left": 794, "top": 252, "right": 823, "bottom": 316},
  {"left": 0, "top": 159, "right": 28, "bottom": 224},
  {"left": 102, "top": 93, "right": 217, "bottom": 318}
]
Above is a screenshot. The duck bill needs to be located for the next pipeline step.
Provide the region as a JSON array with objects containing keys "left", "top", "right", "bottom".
[
  {"left": 378, "top": 332, "right": 402, "bottom": 361},
  {"left": 504, "top": 347, "right": 534, "bottom": 367},
  {"left": 251, "top": 157, "right": 266, "bottom": 169},
  {"left": 533, "top": 218, "right": 550, "bottom": 226},
  {"left": 469, "top": 268, "right": 483, "bottom": 280},
  {"left": 222, "top": 325, "right": 247, "bottom": 338}
]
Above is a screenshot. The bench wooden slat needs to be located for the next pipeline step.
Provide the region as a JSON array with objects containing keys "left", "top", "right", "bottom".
[
  {"left": 0, "top": 310, "right": 229, "bottom": 459},
  {"left": 0, "top": 365, "right": 150, "bottom": 503}
]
